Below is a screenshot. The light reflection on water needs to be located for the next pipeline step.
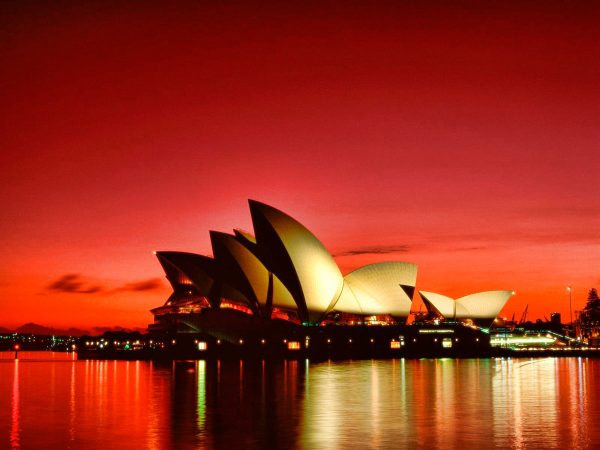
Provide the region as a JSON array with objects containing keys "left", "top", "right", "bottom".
[
  {"left": 1, "top": 354, "right": 599, "bottom": 449},
  {"left": 9, "top": 360, "right": 19, "bottom": 449}
]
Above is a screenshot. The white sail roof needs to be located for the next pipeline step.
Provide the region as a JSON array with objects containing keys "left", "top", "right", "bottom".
[
  {"left": 335, "top": 262, "right": 417, "bottom": 318},
  {"left": 420, "top": 290, "right": 513, "bottom": 321}
]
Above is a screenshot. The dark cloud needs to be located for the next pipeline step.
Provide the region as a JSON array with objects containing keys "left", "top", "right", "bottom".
[
  {"left": 46, "top": 274, "right": 163, "bottom": 295},
  {"left": 335, "top": 245, "right": 411, "bottom": 257},
  {"left": 114, "top": 278, "right": 163, "bottom": 292},
  {"left": 46, "top": 274, "right": 104, "bottom": 294}
]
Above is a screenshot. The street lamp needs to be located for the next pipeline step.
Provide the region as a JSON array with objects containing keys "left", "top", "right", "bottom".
[{"left": 567, "top": 286, "right": 573, "bottom": 330}]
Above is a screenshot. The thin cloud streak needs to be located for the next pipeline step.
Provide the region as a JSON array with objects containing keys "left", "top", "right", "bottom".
[
  {"left": 452, "top": 246, "right": 487, "bottom": 252},
  {"left": 113, "top": 278, "right": 163, "bottom": 293},
  {"left": 335, "top": 245, "right": 411, "bottom": 257}
]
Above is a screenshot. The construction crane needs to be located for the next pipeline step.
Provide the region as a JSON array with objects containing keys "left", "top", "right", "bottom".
[{"left": 519, "top": 304, "right": 529, "bottom": 324}]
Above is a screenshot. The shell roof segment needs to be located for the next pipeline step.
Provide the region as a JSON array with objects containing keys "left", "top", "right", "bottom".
[
  {"left": 419, "top": 290, "right": 513, "bottom": 321},
  {"left": 248, "top": 200, "right": 344, "bottom": 322}
]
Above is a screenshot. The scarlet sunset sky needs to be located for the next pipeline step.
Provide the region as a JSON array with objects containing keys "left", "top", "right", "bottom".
[{"left": 1, "top": 1, "right": 599, "bottom": 330}]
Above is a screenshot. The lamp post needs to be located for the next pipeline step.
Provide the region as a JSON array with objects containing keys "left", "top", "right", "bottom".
[{"left": 567, "top": 286, "right": 573, "bottom": 335}]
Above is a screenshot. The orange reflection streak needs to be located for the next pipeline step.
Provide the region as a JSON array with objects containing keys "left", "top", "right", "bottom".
[
  {"left": 578, "top": 359, "right": 586, "bottom": 440},
  {"left": 135, "top": 360, "right": 140, "bottom": 405},
  {"left": 566, "top": 357, "right": 585, "bottom": 445},
  {"left": 69, "top": 361, "right": 76, "bottom": 443},
  {"left": 439, "top": 360, "right": 457, "bottom": 446},
  {"left": 10, "top": 361, "right": 20, "bottom": 450},
  {"left": 433, "top": 361, "right": 443, "bottom": 448},
  {"left": 412, "top": 361, "right": 432, "bottom": 447},
  {"left": 370, "top": 361, "right": 380, "bottom": 449},
  {"left": 145, "top": 362, "right": 159, "bottom": 450},
  {"left": 145, "top": 361, "right": 170, "bottom": 450}
]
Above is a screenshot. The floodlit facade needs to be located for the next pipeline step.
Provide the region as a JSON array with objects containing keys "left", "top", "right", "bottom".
[
  {"left": 150, "top": 200, "right": 512, "bottom": 332},
  {"left": 419, "top": 290, "right": 514, "bottom": 327}
]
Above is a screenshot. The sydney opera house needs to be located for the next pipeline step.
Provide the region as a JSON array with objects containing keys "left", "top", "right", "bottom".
[{"left": 149, "top": 200, "right": 513, "bottom": 356}]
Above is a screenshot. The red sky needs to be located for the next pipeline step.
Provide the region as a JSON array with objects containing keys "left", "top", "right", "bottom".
[{"left": 1, "top": 1, "right": 599, "bottom": 330}]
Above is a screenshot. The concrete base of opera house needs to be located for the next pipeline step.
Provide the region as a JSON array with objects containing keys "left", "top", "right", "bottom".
[{"left": 77, "top": 316, "right": 493, "bottom": 360}]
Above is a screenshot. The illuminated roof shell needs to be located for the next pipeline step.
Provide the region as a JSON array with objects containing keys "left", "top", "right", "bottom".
[
  {"left": 210, "top": 231, "right": 297, "bottom": 315},
  {"left": 156, "top": 251, "right": 249, "bottom": 308},
  {"left": 155, "top": 252, "right": 216, "bottom": 296},
  {"left": 456, "top": 291, "right": 513, "bottom": 319},
  {"left": 248, "top": 200, "right": 344, "bottom": 322},
  {"left": 419, "top": 290, "right": 513, "bottom": 323},
  {"left": 334, "top": 262, "right": 417, "bottom": 318}
]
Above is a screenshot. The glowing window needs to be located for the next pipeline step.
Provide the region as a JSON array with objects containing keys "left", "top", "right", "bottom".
[
  {"left": 198, "top": 342, "right": 207, "bottom": 351},
  {"left": 442, "top": 338, "right": 453, "bottom": 348},
  {"left": 287, "top": 341, "right": 301, "bottom": 350},
  {"left": 390, "top": 341, "right": 401, "bottom": 349},
  {"left": 220, "top": 301, "right": 254, "bottom": 315},
  {"left": 178, "top": 273, "right": 193, "bottom": 285}
]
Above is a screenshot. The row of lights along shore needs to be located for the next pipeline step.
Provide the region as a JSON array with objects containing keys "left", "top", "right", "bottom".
[{"left": 80, "top": 335, "right": 486, "bottom": 352}]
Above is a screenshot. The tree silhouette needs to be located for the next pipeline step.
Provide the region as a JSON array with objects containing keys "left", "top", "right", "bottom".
[
  {"left": 580, "top": 288, "right": 600, "bottom": 342},
  {"left": 584, "top": 288, "right": 600, "bottom": 318}
]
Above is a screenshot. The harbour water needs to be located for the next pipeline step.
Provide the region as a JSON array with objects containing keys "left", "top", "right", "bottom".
[{"left": 1, "top": 353, "right": 599, "bottom": 449}]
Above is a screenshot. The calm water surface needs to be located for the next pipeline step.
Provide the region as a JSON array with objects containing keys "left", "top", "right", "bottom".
[{"left": 1, "top": 353, "right": 599, "bottom": 449}]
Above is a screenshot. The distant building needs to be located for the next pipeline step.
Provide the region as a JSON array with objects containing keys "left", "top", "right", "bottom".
[{"left": 550, "top": 312, "right": 561, "bottom": 326}]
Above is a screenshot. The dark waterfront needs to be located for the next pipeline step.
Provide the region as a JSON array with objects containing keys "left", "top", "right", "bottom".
[{"left": 1, "top": 353, "right": 599, "bottom": 449}]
